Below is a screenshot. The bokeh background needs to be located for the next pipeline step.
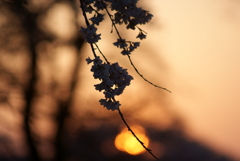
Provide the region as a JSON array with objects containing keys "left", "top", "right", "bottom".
[{"left": 0, "top": 0, "right": 239, "bottom": 161}]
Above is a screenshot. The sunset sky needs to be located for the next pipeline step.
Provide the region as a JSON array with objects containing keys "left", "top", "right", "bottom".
[
  {"left": 33, "top": 0, "right": 240, "bottom": 159},
  {"left": 142, "top": 0, "right": 240, "bottom": 159},
  {"left": 76, "top": 0, "right": 240, "bottom": 159},
  {"left": 1, "top": 0, "right": 240, "bottom": 160}
]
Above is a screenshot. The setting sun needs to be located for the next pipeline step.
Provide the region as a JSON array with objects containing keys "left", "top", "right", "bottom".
[{"left": 114, "top": 125, "right": 149, "bottom": 155}]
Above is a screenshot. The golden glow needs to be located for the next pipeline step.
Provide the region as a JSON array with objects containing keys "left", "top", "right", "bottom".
[{"left": 114, "top": 125, "right": 149, "bottom": 155}]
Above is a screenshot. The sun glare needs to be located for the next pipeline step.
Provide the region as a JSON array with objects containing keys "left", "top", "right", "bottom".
[{"left": 114, "top": 125, "right": 149, "bottom": 155}]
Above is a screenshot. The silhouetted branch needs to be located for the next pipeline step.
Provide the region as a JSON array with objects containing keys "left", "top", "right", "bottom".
[
  {"left": 22, "top": 10, "right": 42, "bottom": 161},
  {"left": 4, "top": 2, "right": 44, "bottom": 160},
  {"left": 118, "top": 108, "right": 159, "bottom": 160},
  {"left": 54, "top": 2, "right": 85, "bottom": 160},
  {"left": 100, "top": 0, "right": 171, "bottom": 93},
  {"left": 54, "top": 36, "right": 84, "bottom": 161}
]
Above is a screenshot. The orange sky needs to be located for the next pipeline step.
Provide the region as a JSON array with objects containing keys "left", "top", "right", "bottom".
[
  {"left": 73, "top": 0, "right": 240, "bottom": 159},
  {"left": 142, "top": 0, "right": 240, "bottom": 159},
  {"left": 41, "top": 1, "right": 240, "bottom": 159},
  {"left": 1, "top": 0, "right": 239, "bottom": 159}
]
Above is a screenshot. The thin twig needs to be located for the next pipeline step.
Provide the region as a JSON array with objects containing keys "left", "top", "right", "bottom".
[
  {"left": 79, "top": 0, "right": 97, "bottom": 58},
  {"left": 118, "top": 108, "right": 159, "bottom": 160},
  {"left": 127, "top": 54, "right": 171, "bottom": 93},
  {"left": 94, "top": 43, "right": 110, "bottom": 64},
  {"left": 100, "top": 0, "right": 171, "bottom": 93}
]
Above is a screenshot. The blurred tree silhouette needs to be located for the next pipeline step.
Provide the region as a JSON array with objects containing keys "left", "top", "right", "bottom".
[
  {"left": 0, "top": 0, "right": 84, "bottom": 160},
  {"left": 0, "top": 0, "right": 235, "bottom": 161}
]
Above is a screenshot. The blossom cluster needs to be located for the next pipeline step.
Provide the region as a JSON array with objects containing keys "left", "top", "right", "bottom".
[
  {"left": 113, "top": 39, "right": 140, "bottom": 55},
  {"left": 80, "top": 0, "right": 154, "bottom": 109},
  {"left": 80, "top": 0, "right": 152, "bottom": 43},
  {"left": 106, "top": 0, "right": 153, "bottom": 29},
  {"left": 105, "top": 0, "right": 152, "bottom": 40},
  {"left": 80, "top": 24, "right": 101, "bottom": 43},
  {"left": 79, "top": 0, "right": 105, "bottom": 43},
  {"left": 86, "top": 56, "right": 133, "bottom": 111}
]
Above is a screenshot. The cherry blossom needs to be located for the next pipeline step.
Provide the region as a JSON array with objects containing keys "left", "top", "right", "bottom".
[{"left": 86, "top": 56, "right": 133, "bottom": 111}]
